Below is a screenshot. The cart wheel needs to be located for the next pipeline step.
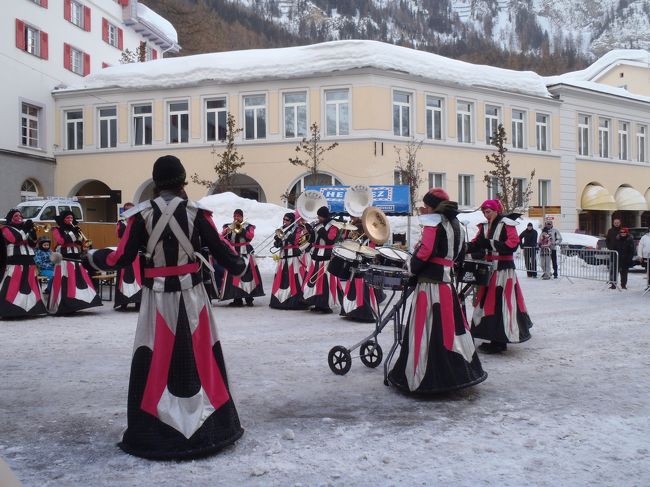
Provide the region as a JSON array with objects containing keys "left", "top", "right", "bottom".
[
  {"left": 328, "top": 346, "right": 352, "bottom": 375},
  {"left": 359, "top": 341, "right": 383, "bottom": 368}
]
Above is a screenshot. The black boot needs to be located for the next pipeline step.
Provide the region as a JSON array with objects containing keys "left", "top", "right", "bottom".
[
  {"left": 228, "top": 298, "right": 244, "bottom": 307},
  {"left": 245, "top": 298, "right": 254, "bottom": 307},
  {"left": 478, "top": 341, "right": 507, "bottom": 354}
]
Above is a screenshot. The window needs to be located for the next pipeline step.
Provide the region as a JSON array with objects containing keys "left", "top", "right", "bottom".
[
  {"left": 393, "top": 170, "right": 402, "bottom": 185},
  {"left": 132, "top": 104, "right": 152, "bottom": 146},
  {"left": 513, "top": 177, "right": 526, "bottom": 207},
  {"left": 65, "top": 110, "right": 83, "bottom": 150},
  {"left": 485, "top": 105, "right": 500, "bottom": 143},
  {"left": 512, "top": 109, "right": 526, "bottom": 149},
  {"left": 102, "top": 19, "right": 123, "bottom": 49},
  {"left": 578, "top": 114, "right": 590, "bottom": 156},
  {"left": 618, "top": 122, "right": 629, "bottom": 160},
  {"left": 98, "top": 107, "right": 117, "bottom": 148},
  {"left": 393, "top": 91, "right": 411, "bottom": 137},
  {"left": 243, "top": 94, "right": 266, "bottom": 140},
  {"left": 168, "top": 101, "right": 189, "bottom": 144},
  {"left": 538, "top": 180, "right": 551, "bottom": 207},
  {"left": 15, "top": 20, "right": 48, "bottom": 59},
  {"left": 20, "top": 179, "right": 40, "bottom": 202},
  {"left": 325, "top": 89, "right": 349, "bottom": 136},
  {"left": 637, "top": 125, "right": 647, "bottom": 163},
  {"left": 536, "top": 113, "right": 549, "bottom": 151},
  {"left": 458, "top": 174, "right": 473, "bottom": 207},
  {"left": 286, "top": 173, "right": 343, "bottom": 209},
  {"left": 64, "top": 43, "right": 89, "bottom": 76},
  {"left": 206, "top": 98, "right": 227, "bottom": 142},
  {"left": 425, "top": 96, "right": 443, "bottom": 140},
  {"left": 283, "top": 91, "right": 307, "bottom": 138},
  {"left": 428, "top": 172, "right": 446, "bottom": 189},
  {"left": 456, "top": 101, "right": 472, "bottom": 143},
  {"left": 21, "top": 102, "right": 40, "bottom": 148},
  {"left": 145, "top": 46, "right": 157, "bottom": 61},
  {"left": 598, "top": 118, "right": 610, "bottom": 158},
  {"left": 29, "top": 0, "right": 48, "bottom": 7},
  {"left": 66, "top": 0, "right": 90, "bottom": 31},
  {"left": 487, "top": 176, "right": 500, "bottom": 200}
]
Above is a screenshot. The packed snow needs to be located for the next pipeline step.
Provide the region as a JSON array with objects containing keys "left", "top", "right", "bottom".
[
  {"left": 1, "top": 194, "right": 649, "bottom": 486},
  {"left": 136, "top": 2, "right": 178, "bottom": 44}
]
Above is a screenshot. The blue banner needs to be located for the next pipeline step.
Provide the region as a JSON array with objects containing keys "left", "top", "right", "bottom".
[{"left": 304, "top": 185, "right": 411, "bottom": 215}]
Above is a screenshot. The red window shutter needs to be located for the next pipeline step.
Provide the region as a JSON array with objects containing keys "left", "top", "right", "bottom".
[
  {"left": 83, "top": 52, "right": 90, "bottom": 76},
  {"left": 152, "top": 49, "right": 158, "bottom": 60},
  {"left": 102, "top": 18, "right": 108, "bottom": 42},
  {"left": 118, "top": 28, "right": 123, "bottom": 50},
  {"left": 64, "top": 0, "right": 71, "bottom": 22},
  {"left": 15, "top": 19, "right": 26, "bottom": 50},
  {"left": 84, "top": 6, "right": 91, "bottom": 31},
  {"left": 102, "top": 62, "right": 110, "bottom": 69},
  {"left": 40, "top": 31, "right": 48, "bottom": 60},
  {"left": 63, "top": 43, "right": 71, "bottom": 70},
  {"left": 41, "top": 0, "right": 48, "bottom": 7}
]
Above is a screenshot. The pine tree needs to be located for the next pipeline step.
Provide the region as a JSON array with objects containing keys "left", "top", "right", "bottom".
[
  {"left": 394, "top": 138, "right": 424, "bottom": 213},
  {"left": 191, "top": 112, "right": 245, "bottom": 193},
  {"left": 483, "top": 124, "right": 535, "bottom": 213}
]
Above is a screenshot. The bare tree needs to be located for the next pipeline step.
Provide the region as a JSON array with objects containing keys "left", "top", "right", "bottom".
[
  {"left": 191, "top": 112, "right": 245, "bottom": 193},
  {"left": 484, "top": 124, "right": 535, "bottom": 213},
  {"left": 288, "top": 122, "right": 339, "bottom": 176},
  {"left": 119, "top": 41, "right": 147, "bottom": 64},
  {"left": 394, "top": 138, "right": 424, "bottom": 213}
]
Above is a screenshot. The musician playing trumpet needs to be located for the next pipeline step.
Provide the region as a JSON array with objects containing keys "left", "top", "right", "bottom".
[
  {"left": 49, "top": 210, "right": 102, "bottom": 315},
  {"left": 220, "top": 209, "right": 264, "bottom": 307},
  {"left": 387, "top": 188, "right": 486, "bottom": 395},
  {"left": 269, "top": 212, "right": 309, "bottom": 310}
]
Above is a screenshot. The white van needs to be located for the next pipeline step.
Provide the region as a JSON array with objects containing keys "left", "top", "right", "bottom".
[{"left": 15, "top": 198, "right": 84, "bottom": 222}]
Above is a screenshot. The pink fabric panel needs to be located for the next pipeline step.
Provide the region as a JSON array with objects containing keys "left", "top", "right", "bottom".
[
  {"left": 244, "top": 225, "right": 255, "bottom": 241},
  {"left": 250, "top": 256, "right": 260, "bottom": 286},
  {"left": 483, "top": 272, "right": 498, "bottom": 316},
  {"left": 415, "top": 226, "right": 437, "bottom": 260},
  {"left": 52, "top": 227, "right": 65, "bottom": 246},
  {"left": 439, "top": 284, "right": 454, "bottom": 351},
  {"left": 6, "top": 266, "right": 23, "bottom": 303},
  {"left": 192, "top": 306, "right": 230, "bottom": 410},
  {"left": 355, "top": 278, "right": 364, "bottom": 307},
  {"left": 504, "top": 277, "right": 514, "bottom": 315},
  {"left": 66, "top": 262, "right": 76, "bottom": 298},
  {"left": 514, "top": 282, "right": 527, "bottom": 313},
  {"left": 51, "top": 265, "right": 62, "bottom": 305},
  {"left": 413, "top": 290, "right": 428, "bottom": 375},
  {"left": 327, "top": 225, "right": 338, "bottom": 240},
  {"left": 1, "top": 227, "right": 16, "bottom": 243},
  {"left": 140, "top": 311, "right": 176, "bottom": 417},
  {"left": 288, "top": 263, "right": 297, "bottom": 295},
  {"left": 272, "top": 262, "right": 283, "bottom": 294},
  {"left": 28, "top": 266, "right": 41, "bottom": 298},
  {"left": 329, "top": 273, "right": 338, "bottom": 301},
  {"left": 107, "top": 216, "right": 135, "bottom": 267},
  {"left": 81, "top": 265, "right": 95, "bottom": 290},
  {"left": 504, "top": 224, "right": 520, "bottom": 250}
]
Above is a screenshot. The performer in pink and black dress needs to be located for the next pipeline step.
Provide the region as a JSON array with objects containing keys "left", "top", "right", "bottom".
[
  {"left": 270, "top": 212, "right": 309, "bottom": 309},
  {"left": 302, "top": 206, "right": 339, "bottom": 313},
  {"left": 220, "top": 209, "right": 264, "bottom": 307},
  {"left": 467, "top": 199, "right": 533, "bottom": 354},
  {"left": 48, "top": 211, "right": 102, "bottom": 315},
  {"left": 387, "top": 189, "right": 486, "bottom": 395},
  {"left": 114, "top": 202, "right": 143, "bottom": 311},
  {"left": 0, "top": 209, "right": 47, "bottom": 318},
  {"left": 87, "top": 155, "right": 247, "bottom": 460}
]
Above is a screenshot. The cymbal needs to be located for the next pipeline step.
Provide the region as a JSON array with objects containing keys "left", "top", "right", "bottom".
[{"left": 341, "top": 223, "right": 359, "bottom": 231}]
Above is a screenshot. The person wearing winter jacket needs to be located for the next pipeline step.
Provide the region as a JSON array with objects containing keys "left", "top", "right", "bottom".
[
  {"left": 542, "top": 221, "right": 562, "bottom": 278},
  {"left": 637, "top": 227, "right": 650, "bottom": 286},
  {"left": 519, "top": 223, "right": 538, "bottom": 277},
  {"left": 613, "top": 227, "right": 636, "bottom": 289}
]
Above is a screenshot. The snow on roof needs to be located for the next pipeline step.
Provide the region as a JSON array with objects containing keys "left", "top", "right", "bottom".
[
  {"left": 546, "top": 78, "right": 650, "bottom": 104},
  {"left": 58, "top": 40, "right": 550, "bottom": 97},
  {"left": 136, "top": 2, "right": 178, "bottom": 44}
]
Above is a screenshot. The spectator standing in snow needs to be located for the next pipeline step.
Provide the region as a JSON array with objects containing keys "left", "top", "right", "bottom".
[
  {"left": 519, "top": 222, "right": 538, "bottom": 278},
  {"left": 538, "top": 229, "right": 552, "bottom": 280},
  {"left": 637, "top": 227, "right": 650, "bottom": 286},
  {"left": 543, "top": 220, "right": 562, "bottom": 278},
  {"left": 606, "top": 218, "right": 623, "bottom": 288},
  {"left": 612, "top": 227, "right": 635, "bottom": 289}
]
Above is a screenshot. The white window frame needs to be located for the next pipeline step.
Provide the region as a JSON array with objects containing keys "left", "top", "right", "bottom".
[
  {"left": 97, "top": 106, "right": 117, "bottom": 149},
  {"left": 392, "top": 90, "right": 412, "bottom": 137},
  {"left": 578, "top": 114, "right": 590, "bottom": 156},
  {"left": 132, "top": 103, "right": 153, "bottom": 146},
  {"left": 538, "top": 179, "right": 551, "bottom": 207},
  {"left": 25, "top": 25, "right": 41, "bottom": 57},
  {"left": 511, "top": 109, "right": 526, "bottom": 149},
  {"left": 485, "top": 105, "right": 500, "bottom": 143},
  {"left": 70, "top": 47, "right": 83, "bottom": 75},
  {"left": 456, "top": 101, "right": 473, "bottom": 143},
  {"left": 64, "top": 109, "right": 83, "bottom": 151},
  {"left": 286, "top": 172, "right": 344, "bottom": 209},
  {"left": 70, "top": 1, "right": 84, "bottom": 29},
  {"left": 243, "top": 94, "right": 267, "bottom": 140},
  {"left": 425, "top": 95, "right": 443, "bottom": 140},
  {"left": 205, "top": 97, "right": 227, "bottom": 143},
  {"left": 487, "top": 176, "right": 500, "bottom": 200},
  {"left": 637, "top": 124, "right": 647, "bottom": 163},
  {"left": 598, "top": 118, "right": 610, "bottom": 158},
  {"left": 168, "top": 100, "right": 189, "bottom": 144},
  {"left": 283, "top": 91, "right": 308, "bottom": 139},
  {"left": 513, "top": 177, "right": 526, "bottom": 207},
  {"left": 536, "top": 113, "right": 549, "bottom": 151},
  {"left": 20, "top": 102, "right": 41, "bottom": 149},
  {"left": 107, "top": 23, "right": 118, "bottom": 48},
  {"left": 145, "top": 46, "right": 155, "bottom": 61},
  {"left": 618, "top": 121, "right": 629, "bottom": 161},
  {"left": 458, "top": 174, "right": 473, "bottom": 207},
  {"left": 324, "top": 88, "right": 350, "bottom": 137},
  {"left": 428, "top": 172, "right": 446, "bottom": 189}
]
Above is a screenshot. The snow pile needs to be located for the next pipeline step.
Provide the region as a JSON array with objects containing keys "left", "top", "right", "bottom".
[{"left": 136, "top": 2, "right": 178, "bottom": 44}]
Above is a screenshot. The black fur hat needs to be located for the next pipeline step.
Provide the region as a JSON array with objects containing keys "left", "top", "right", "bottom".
[
  {"left": 317, "top": 206, "right": 330, "bottom": 218},
  {"left": 152, "top": 155, "right": 186, "bottom": 189}
]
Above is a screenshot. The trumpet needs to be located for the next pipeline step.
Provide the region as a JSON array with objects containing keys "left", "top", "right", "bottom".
[
  {"left": 226, "top": 219, "right": 247, "bottom": 235},
  {"left": 34, "top": 223, "right": 52, "bottom": 233},
  {"left": 75, "top": 225, "right": 93, "bottom": 250}
]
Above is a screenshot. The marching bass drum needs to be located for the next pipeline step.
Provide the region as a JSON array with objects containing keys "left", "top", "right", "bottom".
[
  {"left": 327, "top": 247, "right": 358, "bottom": 281},
  {"left": 458, "top": 259, "right": 492, "bottom": 286}
]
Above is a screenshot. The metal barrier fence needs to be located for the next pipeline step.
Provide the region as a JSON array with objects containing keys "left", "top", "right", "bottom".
[{"left": 515, "top": 246, "right": 618, "bottom": 283}]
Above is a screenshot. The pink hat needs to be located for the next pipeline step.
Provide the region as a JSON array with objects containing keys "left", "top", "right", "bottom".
[{"left": 480, "top": 199, "right": 502, "bottom": 212}]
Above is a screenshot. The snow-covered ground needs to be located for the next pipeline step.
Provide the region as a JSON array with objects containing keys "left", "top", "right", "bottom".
[{"left": 1, "top": 194, "right": 649, "bottom": 485}]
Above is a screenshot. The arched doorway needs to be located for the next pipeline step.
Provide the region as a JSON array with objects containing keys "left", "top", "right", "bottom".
[
  {"left": 134, "top": 179, "right": 155, "bottom": 203},
  {"left": 20, "top": 178, "right": 42, "bottom": 201},
  {"left": 209, "top": 174, "right": 266, "bottom": 202},
  {"left": 577, "top": 182, "right": 616, "bottom": 236},
  {"left": 613, "top": 185, "right": 647, "bottom": 228},
  {"left": 285, "top": 172, "right": 343, "bottom": 209},
  {"left": 69, "top": 179, "right": 117, "bottom": 222}
]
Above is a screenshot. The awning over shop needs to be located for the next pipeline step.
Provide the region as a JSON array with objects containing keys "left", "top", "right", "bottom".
[
  {"left": 580, "top": 184, "right": 616, "bottom": 211},
  {"left": 615, "top": 186, "right": 648, "bottom": 211}
]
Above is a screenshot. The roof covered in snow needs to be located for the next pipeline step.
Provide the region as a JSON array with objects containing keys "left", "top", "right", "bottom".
[
  {"left": 136, "top": 3, "right": 178, "bottom": 45},
  {"left": 55, "top": 40, "right": 551, "bottom": 97}
]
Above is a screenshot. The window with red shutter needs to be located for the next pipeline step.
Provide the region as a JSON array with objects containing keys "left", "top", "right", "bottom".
[
  {"left": 83, "top": 6, "right": 91, "bottom": 31},
  {"left": 41, "top": 0, "right": 48, "bottom": 8},
  {"left": 83, "top": 52, "right": 90, "bottom": 76},
  {"left": 102, "top": 18, "right": 108, "bottom": 42},
  {"left": 152, "top": 50, "right": 158, "bottom": 60},
  {"left": 64, "top": 0, "right": 71, "bottom": 21},
  {"left": 40, "top": 31, "right": 48, "bottom": 60},
  {"left": 15, "top": 19, "right": 26, "bottom": 50},
  {"left": 64, "top": 43, "right": 71, "bottom": 70},
  {"left": 102, "top": 62, "right": 110, "bottom": 69},
  {"left": 118, "top": 28, "right": 123, "bottom": 50}
]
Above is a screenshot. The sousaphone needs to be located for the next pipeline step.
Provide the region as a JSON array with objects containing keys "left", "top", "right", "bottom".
[
  {"left": 344, "top": 185, "right": 374, "bottom": 217},
  {"left": 296, "top": 190, "right": 328, "bottom": 221}
]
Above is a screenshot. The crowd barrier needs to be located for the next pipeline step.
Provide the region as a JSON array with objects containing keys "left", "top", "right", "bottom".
[{"left": 516, "top": 246, "right": 618, "bottom": 284}]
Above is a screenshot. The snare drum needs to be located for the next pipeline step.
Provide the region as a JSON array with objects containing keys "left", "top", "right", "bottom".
[
  {"left": 377, "top": 247, "right": 411, "bottom": 269},
  {"left": 358, "top": 245, "right": 380, "bottom": 265},
  {"left": 340, "top": 239, "right": 362, "bottom": 253},
  {"left": 458, "top": 259, "right": 492, "bottom": 286},
  {"left": 328, "top": 247, "right": 358, "bottom": 280},
  {"left": 363, "top": 265, "right": 410, "bottom": 290}
]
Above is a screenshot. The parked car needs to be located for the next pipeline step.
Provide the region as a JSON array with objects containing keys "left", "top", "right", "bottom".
[
  {"left": 560, "top": 232, "right": 609, "bottom": 265},
  {"left": 15, "top": 198, "right": 84, "bottom": 223}
]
